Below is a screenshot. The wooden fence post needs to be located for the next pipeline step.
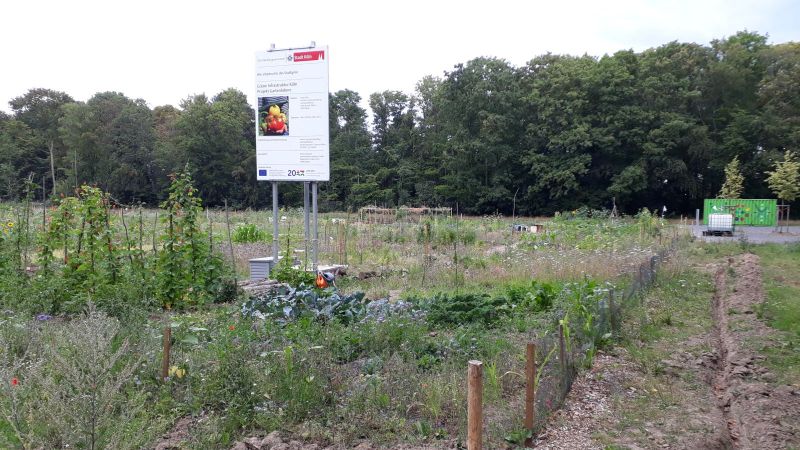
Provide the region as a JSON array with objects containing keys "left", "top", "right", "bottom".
[
  {"left": 468, "top": 360, "right": 483, "bottom": 450},
  {"left": 558, "top": 323, "right": 568, "bottom": 380},
  {"left": 608, "top": 289, "right": 618, "bottom": 334},
  {"left": 525, "top": 343, "right": 536, "bottom": 447},
  {"left": 161, "top": 325, "right": 171, "bottom": 381}
]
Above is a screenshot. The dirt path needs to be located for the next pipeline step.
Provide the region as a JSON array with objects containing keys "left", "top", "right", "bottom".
[
  {"left": 709, "top": 254, "right": 800, "bottom": 449},
  {"left": 710, "top": 265, "right": 739, "bottom": 447},
  {"left": 535, "top": 253, "right": 800, "bottom": 450},
  {"left": 533, "top": 351, "right": 637, "bottom": 450}
]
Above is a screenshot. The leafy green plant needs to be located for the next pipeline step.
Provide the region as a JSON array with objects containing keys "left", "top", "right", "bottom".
[
  {"left": 484, "top": 361, "right": 501, "bottom": 402},
  {"left": 636, "top": 208, "right": 662, "bottom": 238},
  {"left": 504, "top": 428, "right": 533, "bottom": 446},
  {"left": 271, "top": 262, "right": 315, "bottom": 287},
  {"left": 194, "top": 321, "right": 262, "bottom": 433},
  {"left": 156, "top": 169, "right": 229, "bottom": 310},
  {"left": 266, "top": 345, "right": 330, "bottom": 421},
  {"left": 58, "top": 186, "right": 119, "bottom": 290},
  {"left": 422, "top": 292, "right": 508, "bottom": 327},
  {"left": 231, "top": 223, "right": 269, "bottom": 243},
  {"left": 504, "top": 280, "right": 559, "bottom": 312},
  {"left": 241, "top": 286, "right": 367, "bottom": 325}
]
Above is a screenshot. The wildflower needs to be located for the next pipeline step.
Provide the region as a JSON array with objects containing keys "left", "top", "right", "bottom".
[
  {"left": 6, "top": 222, "right": 13, "bottom": 228},
  {"left": 36, "top": 313, "right": 53, "bottom": 321},
  {"left": 168, "top": 365, "right": 186, "bottom": 379},
  {"left": 228, "top": 325, "right": 235, "bottom": 331},
  {"left": 11, "top": 377, "right": 19, "bottom": 386}
]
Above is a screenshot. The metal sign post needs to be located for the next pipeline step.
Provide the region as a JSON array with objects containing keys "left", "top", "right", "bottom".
[
  {"left": 304, "top": 181, "right": 310, "bottom": 270},
  {"left": 272, "top": 181, "right": 279, "bottom": 263},
  {"left": 312, "top": 181, "right": 319, "bottom": 271}
]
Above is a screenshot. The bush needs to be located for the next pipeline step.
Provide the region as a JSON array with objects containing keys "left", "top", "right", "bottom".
[{"left": 0, "top": 306, "right": 153, "bottom": 450}]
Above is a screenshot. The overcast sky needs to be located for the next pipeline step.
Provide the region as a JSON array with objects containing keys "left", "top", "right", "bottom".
[{"left": 1, "top": 0, "right": 799, "bottom": 113}]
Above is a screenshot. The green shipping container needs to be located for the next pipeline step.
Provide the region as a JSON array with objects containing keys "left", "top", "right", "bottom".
[{"left": 703, "top": 199, "right": 777, "bottom": 227}]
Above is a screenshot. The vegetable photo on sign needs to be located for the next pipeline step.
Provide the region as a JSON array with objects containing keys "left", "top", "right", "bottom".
[{"left": 258, "top": 96, "right": 289, "bottom": 136}]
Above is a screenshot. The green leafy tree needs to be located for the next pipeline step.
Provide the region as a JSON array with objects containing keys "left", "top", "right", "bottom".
[
  {"left": 9, "top": 88, "right": 74, "bottom": 195},
  {"left": 327, "top": 90, "right": 372, "bottom": 208},
  {"left": 59, "top": 92, "right": 156, "bottom": 202},
  {"left": 434, "top": 57, "right": 524, "bottom": 213},
  {"left": 170, "top": 89, "right": 254, "bottom": 206},
  {"left": 718, "top": 156, "right": 745, "bottom": 198},
  {"left": 766, "top": 150, "right": 800, "bottom": 202},
  {"left": 0, "top": 120, "right": 40, "bottom": 199}
]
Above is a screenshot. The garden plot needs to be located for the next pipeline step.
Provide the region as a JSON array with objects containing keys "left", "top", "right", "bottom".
[{"left": 0, "top": 184, "right": 682, "bottom": 449}]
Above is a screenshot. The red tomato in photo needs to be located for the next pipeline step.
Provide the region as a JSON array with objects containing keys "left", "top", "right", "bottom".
[{"left": 269, "top": 117, "right": 286, "bottom": 133}]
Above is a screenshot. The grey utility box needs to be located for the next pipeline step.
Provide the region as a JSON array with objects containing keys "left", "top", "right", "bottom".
[{"left": 249, "top": 257, "right": 280, "bottom": 281}]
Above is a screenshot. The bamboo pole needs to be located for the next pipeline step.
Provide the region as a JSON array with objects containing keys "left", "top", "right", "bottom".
[
  {"left": 468, "top": 360, "right": 483, "bottom": 450},
  {"left": 525, "top": 343, "right": 536, "bottom": 447}
]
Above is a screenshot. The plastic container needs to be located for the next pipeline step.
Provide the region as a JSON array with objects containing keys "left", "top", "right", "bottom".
[{"left": 708, "top": 214, "right": 734, "bottom": 232}]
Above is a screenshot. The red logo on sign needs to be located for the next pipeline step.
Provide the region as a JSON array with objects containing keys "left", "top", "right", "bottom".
[{"left": 293, "top": 50, "right": 324, "bottom": 62}]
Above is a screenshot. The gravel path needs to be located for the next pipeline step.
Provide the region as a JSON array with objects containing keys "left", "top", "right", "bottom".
[{"left": 689, "top": 225, "right": 800, "bottom": 244}]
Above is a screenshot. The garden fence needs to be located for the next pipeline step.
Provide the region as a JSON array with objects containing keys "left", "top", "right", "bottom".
[{"left": 467, "top": 236, "right": 680, "bottom": 448}]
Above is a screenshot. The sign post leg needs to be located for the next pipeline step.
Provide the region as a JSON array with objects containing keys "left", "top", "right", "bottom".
[
  {"left": 312, "top": 181, "right": 319, "bottom": 271},
  {"left": 304, "top": 181, "right": 310, "bottom": 270},
  {"left": 272, "top": 181, "right": 279, "bottom": 264}
]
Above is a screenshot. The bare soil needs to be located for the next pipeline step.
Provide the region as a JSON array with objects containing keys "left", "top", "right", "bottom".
[
  {"left": 709, "top": 254, "right": 800, "bottom": 449},
  {"left": 227, "top": 431, "right": 453, "bottom": 450},
  {"left": 153, "top": 415, "right": 202, "bottom": 450}
]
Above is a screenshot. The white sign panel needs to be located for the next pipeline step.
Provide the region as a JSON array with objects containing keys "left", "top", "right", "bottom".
[{"left": 255, "top": 46, "right": 329, "bottom": 181}]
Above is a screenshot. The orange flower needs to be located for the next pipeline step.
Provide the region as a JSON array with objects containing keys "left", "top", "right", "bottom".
[{"left": 228, "top": 325, "right": 235, "bottom": 331}]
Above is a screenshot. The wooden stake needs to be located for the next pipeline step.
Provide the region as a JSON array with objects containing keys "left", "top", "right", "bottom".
[
  {"left": 120, "top": 209, "right": 134, "bottom": 266},
  {"left": 525, "top": 343, "right": 536, "bottom": 447},
  {"left": 468, "top": 360, "right": 483, "bottom": 450},
  {"left": 559, "top": 323, "right": 568, "bottom": 378},
  {"left": 224, "top": 200, "right": 237, "bottom": 280},
  {"left": 161, "top": 325, "right": 171, "bottom": 381},
  {"left": 152, "top": 211, "right": 158, "bottom": 256},
  {"left": 138, "top": 207, "right": 143, "bottom": 257},
  {"left": 344, "top": 210, "right": 350, "bottom": 265},
  {"left": 41, "top": 175, "right": 47, "bottom": 233},
  {"left": 608, "top": 289, "right": 618, "bottom": 333},
  {"left": 207, "top": 207, "right": 213, "bottom": 253}
]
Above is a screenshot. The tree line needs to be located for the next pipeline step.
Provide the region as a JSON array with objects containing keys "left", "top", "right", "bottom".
[{"left": 1, "top": 31, "right": 798, "bottom": 215}]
